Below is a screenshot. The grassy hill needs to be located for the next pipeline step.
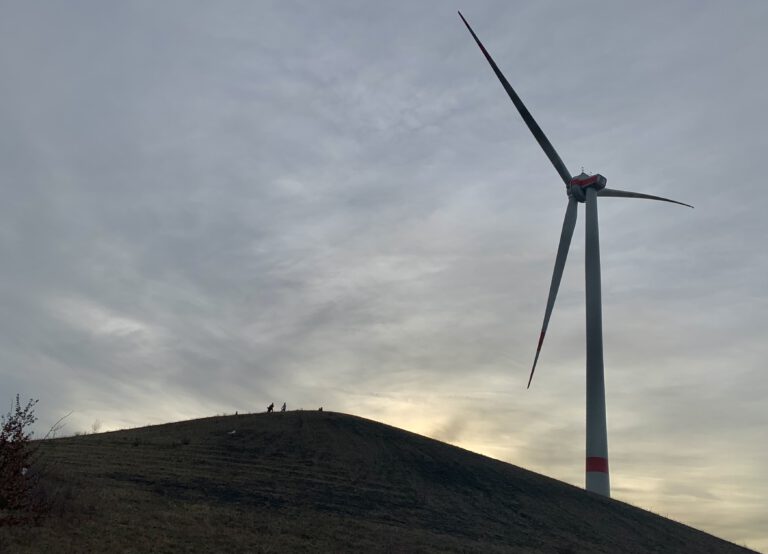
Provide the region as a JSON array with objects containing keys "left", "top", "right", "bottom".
[{"left": 0, "top": 411, "right": 755, "bottom": 553}]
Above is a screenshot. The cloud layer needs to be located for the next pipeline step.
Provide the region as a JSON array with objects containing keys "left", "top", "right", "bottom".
[{"left": 1, "top": 1, "right": 766, "bottom": 549}]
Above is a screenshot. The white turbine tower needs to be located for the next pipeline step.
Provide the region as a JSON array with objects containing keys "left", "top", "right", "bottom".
[{"left": 459, "top": 12, "right": 692, "bottom": 497}]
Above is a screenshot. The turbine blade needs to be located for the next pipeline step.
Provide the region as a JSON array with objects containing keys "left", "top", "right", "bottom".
[
  {"left": 528, "top": 196, "right": 578, "bottom": 389},
  {"left": 597, "top": 188, "right": 693, "bottom": 208},
  {"left": 458, "top": 11, "right": 572, "bottom": 187}
]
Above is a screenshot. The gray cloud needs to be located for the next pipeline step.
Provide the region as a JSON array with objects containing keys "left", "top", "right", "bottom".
[{"left": 1, "top": 1, "right": 766, "bottom": 550}]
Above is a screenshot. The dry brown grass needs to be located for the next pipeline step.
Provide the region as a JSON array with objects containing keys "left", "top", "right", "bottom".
[{"left": 0, "top": 411, "right": 756, "bottom": 553}]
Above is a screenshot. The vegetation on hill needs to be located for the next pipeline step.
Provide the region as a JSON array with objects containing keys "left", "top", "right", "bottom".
[
  {"left": 0, "top": 411, "right": 756, "bottom": 553},
  {"left": 0, "top": 395, "right": 47, "bottom": 526}
]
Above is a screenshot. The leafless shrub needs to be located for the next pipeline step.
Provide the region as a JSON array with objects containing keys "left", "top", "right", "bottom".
[
  {"left": 0, "top": 398, "right": 76, "bottom": 526},
  {"left": 0, "top": 395, "right": 45, "bottom": 525}
]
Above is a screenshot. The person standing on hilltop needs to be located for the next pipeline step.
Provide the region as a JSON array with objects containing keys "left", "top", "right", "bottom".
[
  {"left": 267, "top": 403, "right": 274, "bottom": 413},
  {"left": 281, "top": 402, "right": 286, "bottom": 412}
]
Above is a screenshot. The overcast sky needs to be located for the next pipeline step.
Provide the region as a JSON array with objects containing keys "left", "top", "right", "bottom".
[{"left": 1, "top": 1, "right": 766, "bottom": 549}]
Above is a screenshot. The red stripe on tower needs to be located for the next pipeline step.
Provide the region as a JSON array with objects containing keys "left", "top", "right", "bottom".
[{"left": 586, "top": 457, "right": 609, "bottom": 473}]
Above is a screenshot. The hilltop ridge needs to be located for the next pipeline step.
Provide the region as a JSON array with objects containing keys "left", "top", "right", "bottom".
[{"left": 0, "top": 411, "right": 755, "bottom": 553}]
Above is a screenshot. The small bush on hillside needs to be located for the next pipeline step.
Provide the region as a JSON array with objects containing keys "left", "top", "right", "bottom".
[{"left": 0, "top": 395, "right": 45, "bottom": 525}]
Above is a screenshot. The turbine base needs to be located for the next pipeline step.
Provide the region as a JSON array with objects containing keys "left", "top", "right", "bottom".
[{"left": 586, "top": 470, "right": 610, "bottom": 497}]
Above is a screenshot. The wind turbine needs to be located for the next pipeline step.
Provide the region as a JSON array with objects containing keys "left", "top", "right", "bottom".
[{"left": 458, "top": 12, "right": 692, "bottom": 497}]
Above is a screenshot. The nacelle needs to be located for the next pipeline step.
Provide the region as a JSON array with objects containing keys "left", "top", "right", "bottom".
[{"left": 569, "top": 172, "right": 606, "bottom": 202}]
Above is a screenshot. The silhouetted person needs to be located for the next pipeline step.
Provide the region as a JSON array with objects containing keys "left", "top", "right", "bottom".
[
  {"left": 267, "top": 403, "right": 274, "bottom": 413},
  {"left": 319, "top": 407, "right": 323, "bottom": 412},
  {"left": 281, "top": 402, "right": 286, "bottom": 412}
]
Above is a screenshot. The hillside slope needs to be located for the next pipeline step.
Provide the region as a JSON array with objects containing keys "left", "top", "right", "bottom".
[{"left": 1, "top": 411, "right": 755, "bottom": 553}]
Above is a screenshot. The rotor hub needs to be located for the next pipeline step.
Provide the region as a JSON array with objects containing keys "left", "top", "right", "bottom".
[{"left": 568, "top": 172, "right": 607, "bottom": 202}]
